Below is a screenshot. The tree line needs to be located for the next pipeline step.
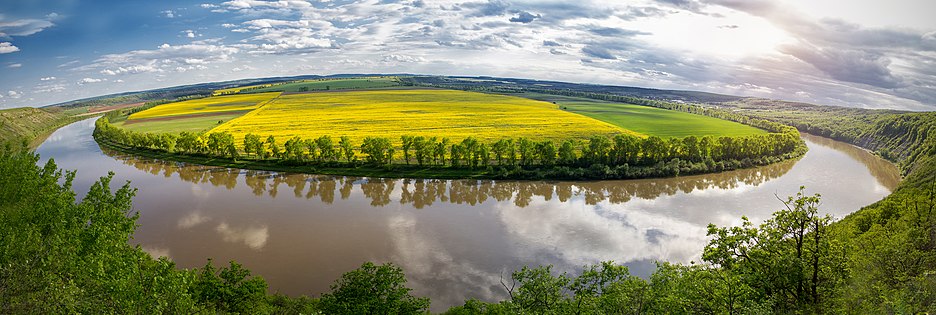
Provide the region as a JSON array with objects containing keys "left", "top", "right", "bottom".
[{"left": 94, "top": 115, "right": 803, "bottom": 180}]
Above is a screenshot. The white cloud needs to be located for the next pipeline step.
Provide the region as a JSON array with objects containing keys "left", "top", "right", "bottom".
[
  {"left": 82, "top": 43, "right": 238, "bottom": 76},
  {"left": 7, "top": 90, "right": 22, "bottom": 98},
  {"left": 0, "top": 17, "right": 55, "bottom": 37},
  {"left": 100, "top": 63, "right": 161, "bottom": 75},
  {"left": 216, "top": 222, "right": 268, "bottom": 250},
  {"left": 161, "top": 10, "right": 177, "bottom": 18},
  {"left": 382, "top": 54, "right": 426, "bottom": 63},
  {"left": 33, "top": 83, "right": 66, "bottom": 93},
  {"left": 77, "top": 77, "right": 106, "bottom": 85},
  {"left": 7, "top": 63, "right": 21, "bottom": 68},
  {"left": 0, "top": 42, "right": 19, "bottom": 54},
  {"left": 183, "top": 29, "right": 199, "bottom": 38},
  {"left": 39, "top": 76, "right": 55, "bottom": 81},
  {"left": 200, "top": 3, "right": 219, "bottom": 9}
]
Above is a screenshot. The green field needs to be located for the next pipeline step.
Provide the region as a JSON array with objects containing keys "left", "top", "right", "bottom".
[
  {"left": 216, "top": 77, "right": 400, "bottom": 95},
  {"left": 114, "top": 111, "right": 247, "bottom": 133},
  {"left": 514, "top": 93, "right": 766, "bottom": 137}
]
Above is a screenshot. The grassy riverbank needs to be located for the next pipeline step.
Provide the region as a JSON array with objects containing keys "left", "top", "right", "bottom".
[{"left": 0, "top": 107, "right": 83, "bottom": 147}]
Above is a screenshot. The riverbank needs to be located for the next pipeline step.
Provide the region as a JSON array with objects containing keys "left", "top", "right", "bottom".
[
  {"left": 94, "top": 132, "right": 807, "bottom": 181},
  {"left": 0, "top": 107, "right": 83, "bottom": 147}
]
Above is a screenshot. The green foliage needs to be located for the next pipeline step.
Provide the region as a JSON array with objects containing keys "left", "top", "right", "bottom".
[
  {"left": 192, "top": 259, "right": 269, "bottom": 313},
  {"left": 361, "top": 136, "right": 395, "bottom": 165},
  {"left": 319, "top": 262, "right": 430, "bottom": 314},
  {"left": 0, "top": 149, "right": 197, "bottom": 313}
]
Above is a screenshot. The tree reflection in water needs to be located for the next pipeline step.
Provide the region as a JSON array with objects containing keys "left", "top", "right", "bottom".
[{"left": 102, "top": 147, "right": 802, "bottom": 208}]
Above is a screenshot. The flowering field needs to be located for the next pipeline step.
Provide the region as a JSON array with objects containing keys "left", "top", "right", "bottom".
[
  {"left": 128, "top": 92, "right": 281, "bottom": 120},
  {"left": 208, "top": 89, "right": 637, "bottom": 145}
]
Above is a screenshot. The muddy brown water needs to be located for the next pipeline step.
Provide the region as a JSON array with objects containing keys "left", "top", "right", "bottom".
[{"left": 37, "top": 118, "right": 900, "bottom": 311}]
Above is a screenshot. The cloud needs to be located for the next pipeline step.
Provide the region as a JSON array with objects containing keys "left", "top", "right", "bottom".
[
  {"left": 161, "top": 10, "right": 177, "bottom": 18},
  {"left": 588, "top": 27, "right": 650, "bottom": 37},
  {"left": 32, "top": 83, "right": 66, "bottom": 93},
  {"left": 216, "top": 222, "right": 268, "bottom": 250},
  {"left": 235, "top": 19, "right": 340, "bottom": 55},
  {"left": 6, "top": 63, "right": 21, "bottom": 68},
  {"left": 779, "top": 42, "right": 903, "bottom": 89},
  {"left": 183, "top": 29, "right": 198, "bottom": 38},
  {"left": 464, "top": 0, "right": 511, "bottom": 17},
  {"left": 582, "top": 45, "right": 617, "bottom": 60},
  {"left": 39, "top": 76, "right": 55, "bottom": 81},
  {"left": 382, "top": 54, "right": 426, "bottom": 63},
  {"left": 83, "top": 43, "right": 238, "bottom": 75},
  {"left": 7, "top": 90, "right": 22, "bottom": 98},
  {"left": 508, "top": 11, "right": 540, "bottom": 23},
  {"left": 0, "top": 17, "right": 55, "bottom": 37},
  {"left": 77, "top": 77, "right": 105, "bottom": 85},
  {"left": 178, "top": 212, "right": 210, "bottom": 229},
  {"left": 0, "top": 42, "right": 19, "bottom": 53}
]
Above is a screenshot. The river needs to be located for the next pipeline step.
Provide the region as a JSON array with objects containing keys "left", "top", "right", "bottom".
[{"left": 36, "top": 117, "right": 900, "bottom": 311}]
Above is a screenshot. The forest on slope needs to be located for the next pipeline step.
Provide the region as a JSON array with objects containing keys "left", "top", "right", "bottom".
[{"left": 0, "top": 107, "right": 78, "bottom": 145}]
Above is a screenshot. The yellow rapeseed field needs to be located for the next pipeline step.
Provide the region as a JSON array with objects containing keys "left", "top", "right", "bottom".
[
  {"left": 209, "top": 89, "right": 640, "bottom": 146},
  {"left": 128, "top": 92, "right": 281, "bottom": 120}
]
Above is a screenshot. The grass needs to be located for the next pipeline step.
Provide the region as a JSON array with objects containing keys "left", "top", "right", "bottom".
[
  {"left": 0, "top": 107, "right": 80, "bottom": 146},
  {"left": 209, "top": 89, "right": 637, "bottom": 146},
  {"left": 213, "top": 77, "right": 400, "bottom": 95},
  {"left": 515, "top": 93, "right": 766, "bottom": 137},
  {"left": 120, "top": 92, "right": 281, "bottom": 133},
  {"left": 114, "top": 112, "right": 247, "bottom": 134},
  {"left": 128, "top": 92, "right": 280, "bottom": 120}
]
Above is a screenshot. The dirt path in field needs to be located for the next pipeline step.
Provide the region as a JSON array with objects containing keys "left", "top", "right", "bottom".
[{"left": 74, "top": 102, "right": 146, "bottom": 117}]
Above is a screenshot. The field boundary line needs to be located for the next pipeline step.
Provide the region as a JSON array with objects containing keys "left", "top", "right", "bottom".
[{"left": 206, "top": 92, "right": 283, "bottom": 134}]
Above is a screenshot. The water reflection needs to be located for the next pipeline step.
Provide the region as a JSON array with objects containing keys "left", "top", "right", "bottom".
[
  {"left": 37, "top": 118, "right": 900, "bottom": 312},
  {"left": 802, "top": 134, "right": 901, "bottom": 189},
  {"left": 102, "top": 146, "right": 801, "bottom": 208}
]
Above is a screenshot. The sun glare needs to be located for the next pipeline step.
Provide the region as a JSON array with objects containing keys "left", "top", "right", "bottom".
[{"left": 634, "top": 10, "right": 795, "bottom": 58}]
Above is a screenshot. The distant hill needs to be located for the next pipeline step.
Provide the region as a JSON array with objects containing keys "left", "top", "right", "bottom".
[{"left": 0, "top": 107, "right": 76, "bottom": 145}]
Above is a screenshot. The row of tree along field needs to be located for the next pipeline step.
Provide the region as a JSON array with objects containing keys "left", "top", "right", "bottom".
[{"left": 94, "top": 110, "right": 804, "bottom": 179}]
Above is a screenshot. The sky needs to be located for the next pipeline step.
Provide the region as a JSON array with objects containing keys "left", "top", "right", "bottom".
[{"left": 0, "top": 0, "right": 934, "bottom": 110}]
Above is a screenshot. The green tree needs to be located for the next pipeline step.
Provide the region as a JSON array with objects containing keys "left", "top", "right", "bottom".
[
  {"left": 316, "top": 135, "right": 336, "bottom": 162},
  {"left": 319, "top": 262, "right": 430, "bottom": 314},
  {"left": 339, "top": 136, "right": 356, "bottom": 163},
  {"left": 401, "top": 135, "right": 414, "bottom": 165},
  {"left": 536, "top": 140, "right": 557, "bottom": 166},
  {"left": 558, "top": 140, "right": 577, "bottom": 165},
  {"left": 243, "top": 134, "right": 262, "bottom": 158},
  {"left": 361, "top": 137, "right": 394, "bottom": 165},
  {"left": 517, "top": 138, "right": 535, "bottom": 166},
  {"left": 266, "top": 135, "right": 280, "bottom": 159},
  {"left": 192, "top": 260, "right": 269, "bottom": 314},
  {"left": 703, "top": 187, "right": 846, "bottom": 313}
]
